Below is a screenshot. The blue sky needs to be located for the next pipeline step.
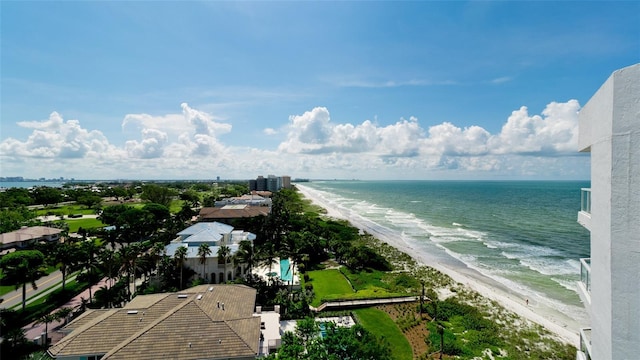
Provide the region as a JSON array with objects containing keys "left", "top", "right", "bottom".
[{"left": 1, "top": 1, "right": 638, "bottom": 180}]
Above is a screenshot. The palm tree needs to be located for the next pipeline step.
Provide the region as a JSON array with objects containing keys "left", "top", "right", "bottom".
[
  {"left": 35, "top": 308, "right": 72, "bottom": 344},
  {"left": 150, "top": 242, "right": 165, "bottom": 273},
  {"left": 0, "top": 250, "right": 46, "bottom": 311},
  {"left": 197, "top": 243, "right": 211, "bottom": 282},
  {"left": 118, "top": 243, "right": 142, "bottom": 300},
  {"left": 79, "top": 238, "right": 102, "bottom": 304},
  {"left": 234, "top": 240, "right": 255, "bottom": 281},
  {"left": 50, "top": 241, "right": 79, "bottom": 291},
  {"left": 55, "top": 307, "right": 73, "bottom": 326},
  {"left": 174, "top": 246, "right": 188, "bottom": 289},
  {"left": 284, "top": 231, "right": 307, "bottom": 292},
  {"left": 35, "top": 312, "right": 58, "bottom": 345},
  {"left": 98, "top": 248, "right": 119, "bottom": 292},
  {"left": 217, "top": 245, "right": 230, "bottom": 283}
]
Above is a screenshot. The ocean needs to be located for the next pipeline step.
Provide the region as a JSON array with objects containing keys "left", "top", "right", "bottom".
[{"left": 299, "top": 180, "right": 590, "bottom": 323}]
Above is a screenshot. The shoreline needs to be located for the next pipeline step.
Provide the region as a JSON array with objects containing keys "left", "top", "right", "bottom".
[{"left": 295, "top": 183, "right": 580, "bottom": 346}]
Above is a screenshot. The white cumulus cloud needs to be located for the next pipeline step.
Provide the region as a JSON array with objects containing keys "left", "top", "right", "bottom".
[
  {"left": 125, "top": 128, "right": 168, "bottom": 159},
  {"left": 0, "top": 100, "right": 586, "bottom": 180},
  {"left": 0, "top": 111, "right": 115, "bottom": 159},
  {"left": 489, "top": 100, "right": 580, "bottom": 154}
]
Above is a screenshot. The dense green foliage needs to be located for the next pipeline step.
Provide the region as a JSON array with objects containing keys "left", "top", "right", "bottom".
[
  {"left": 266, "top": 317, "right": 392, "bottom": 360},
  {"left": 0, "top": 207, "right": 39, "bottom": 233},
  {"left": 0, "top": 250, "right": 46, "bottom": 311},
  {"left": 354, "top": 307, "right": 413, "bottom": 360}
]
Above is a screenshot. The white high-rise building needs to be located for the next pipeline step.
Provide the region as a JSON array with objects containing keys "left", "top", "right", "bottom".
[{"left": 576, "top": 64, "right": 640, "bottom": 360}]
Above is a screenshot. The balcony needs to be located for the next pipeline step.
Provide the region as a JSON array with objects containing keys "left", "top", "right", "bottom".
[
  {"left": 578, "top": 258, "right": 591, "bottom": 309},
  {"left": 578, "top": 188, "right": 592, "bottom": 230},
  {"left": 576, "top": 328, "right": 592, "bottom": 360},
  {"left": 580, "top": 258, "right": 591, "bottom": 293}
]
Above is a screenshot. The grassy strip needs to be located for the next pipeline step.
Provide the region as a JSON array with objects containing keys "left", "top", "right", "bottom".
[
  {"left": 0, "top": 284, "right": 18, "bottom": 297},
  {"left": 0, "top": 266, "right": 58, "bottom": 297},
  {"left": 306, "top": 269, "right": 353, "bottom": 307},
  {"left": 35, "top": 205, "right": 96, "bottom": 216},
  {"left": 8, "top": 272, "right": 80, "bottom": 310},
  {"left": 61, "top": 218, "right": 105, "bottom": 232},
  {"left": 307, "top": 268, "right": 415, "bottom": 307},
  {"left": 354, "top": 307, "right": 413, "bottom": 360}
]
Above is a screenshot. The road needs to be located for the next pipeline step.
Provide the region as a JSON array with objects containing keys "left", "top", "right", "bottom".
[{"left": 1, "top": 270, "right": 66, "bottom": 309}]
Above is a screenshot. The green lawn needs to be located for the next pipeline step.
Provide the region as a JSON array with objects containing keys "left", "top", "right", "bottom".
[
  {"left": 354, "top": 307, "right": 413, "bottom": 360},
  {"left": 307, "top": 268, "right": 408, "bottom": 306},
  {"left": 169, "top": 199, "right": 185, "bottom": 214},
  {"left": 0, "top": 284, "right": 18, "bottom": 297},
  {"left": 36, "top": 205, "right": 96, "bottom": 217},
  {"left": 306, "top": 269, "right": 353, "bottom": 307},
  {"left": 61, "top": 218, "right": 105, "bottom": 232}
]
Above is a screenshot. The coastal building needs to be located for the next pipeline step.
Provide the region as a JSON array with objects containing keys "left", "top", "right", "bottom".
[
  {"left": 198, "top": 205, "right": 270, "bottom": 227},
  {"left": 214, "top": 194, "right": 272, "bottom": 207},
  {"left": 165, "top": 222, "right": 257, "bottom": 283},
  {"left": 0, "top": 226, "right": 62, "bottom": 252},
  {"left": 576, "top": 63, "right": 640, "bottom": 360},
  {"left": 48, "top": 284, "right": 279, "bottom": 359},
  {"left": 248, "top": 175, "right": 292, "bottom": 192}
]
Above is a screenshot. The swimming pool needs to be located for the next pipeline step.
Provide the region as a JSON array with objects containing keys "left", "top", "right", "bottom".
[{"left": 280, "top": 258, "right": 293, "bottom": 282}]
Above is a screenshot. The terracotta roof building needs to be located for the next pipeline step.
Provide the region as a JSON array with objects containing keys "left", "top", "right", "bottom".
[
  {"left": 198, "top": 205, "right": 269, "bottom": 224},
  {"left": 0, "top": 226, "right": 62, "bottom": 251},
  {"left": 48, "top": 284, "right": 261, "bottom": 360}
]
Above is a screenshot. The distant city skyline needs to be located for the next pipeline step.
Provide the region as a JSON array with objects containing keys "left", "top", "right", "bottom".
[{"left": 2, "top": 2, "right": 638, "bottom": 180}]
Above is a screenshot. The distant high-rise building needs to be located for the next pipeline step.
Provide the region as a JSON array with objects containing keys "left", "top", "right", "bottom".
[
  {"left": 249, "top": 179, "right": 258, "bottom": 191},
  {"left": 281, "top": 176, "right": 291, "bottom": 189},
  {"left": 256, "top": 176, "right": 267, "bottom": 191},
  {"left": 249, "top": 175, "right": 292, "bottom": 192},
  {"left": 267, "top": 175, "right": 280, "bottom": 192}
]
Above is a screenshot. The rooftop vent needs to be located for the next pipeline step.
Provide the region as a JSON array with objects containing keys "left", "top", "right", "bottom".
[
  {"left": 178, "top": 294, "right": 188, "bottom": 298},
  {"left": 196, "top": 294, "right": 203, "bottom": 300},
  {"left": 127, "top": 310, "right": 139, "bottom": 315},
  {"left": 208, "top": 286, "right": 214, "bottom": 292}
]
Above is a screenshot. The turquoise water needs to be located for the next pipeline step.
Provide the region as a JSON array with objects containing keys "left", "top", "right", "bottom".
[
  {"left": 301, "top": 180, "right": 590, "bottom": 320},
  {"left": 280, "top": 258, "right": 293, "bottom": 282}
]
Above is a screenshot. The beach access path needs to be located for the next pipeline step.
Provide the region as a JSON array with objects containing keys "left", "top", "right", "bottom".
[
  {"left": 311, "top": 296, "right": 421, "bottom": 312},
  {"left": 294, "top": 183, "right": 580, "bottom": 346}
]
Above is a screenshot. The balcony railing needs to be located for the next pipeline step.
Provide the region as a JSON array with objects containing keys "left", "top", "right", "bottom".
[
  {"left": 579, "top": 328, "right": 592, "bottom": 360},
  {"left": 580, "top": 258, "right": 591, "bottom": 293},
  {"left": 581, "top": 188, "right": 591, "bottom": 214}
]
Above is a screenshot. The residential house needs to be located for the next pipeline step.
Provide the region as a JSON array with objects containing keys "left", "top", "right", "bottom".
[
  {"left": 48, "top": 284, "right": 270, "bottom": 359},
  {"left": 165, "top": 222, "right": 256, "bottom": 284},
  {"left": 576, "top": 64, "right": 640, "bottom": 360},
  {"left": 214, "top": 194, "right": 272, "bottom": 207},
  {"left": 198, "top": 204, "right": 269, "bottom": 228},
  {"left": 0, "top": 226, "right": 62, "bottom": 252}
]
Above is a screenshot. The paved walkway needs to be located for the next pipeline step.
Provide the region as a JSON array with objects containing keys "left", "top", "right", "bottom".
[
  {"left": 311, "top": 296, "right": 420, "bottom": 312},
  {"left": 37, "top": 214, "right": 99, "bottom": 222}
]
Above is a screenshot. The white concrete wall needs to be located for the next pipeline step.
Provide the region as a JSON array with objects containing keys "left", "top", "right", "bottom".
[
  {"left": 185, "top": 257, "right": 241, "bottom": 283},
  {"left": 579, "top": 63, "right": 640, "bottom": 360}
]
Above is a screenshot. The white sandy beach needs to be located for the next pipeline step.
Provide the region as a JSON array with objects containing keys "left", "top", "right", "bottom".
[{"left": 295, "top": 183, "right": 580, "bottom": 346}]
